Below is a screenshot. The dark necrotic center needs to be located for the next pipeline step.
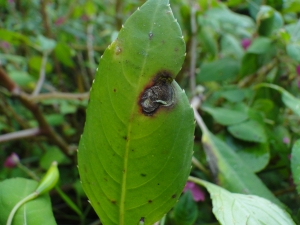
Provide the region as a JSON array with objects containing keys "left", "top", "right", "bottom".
[{"left": 141, "top": 82, "right": 174, "bottom": 114}]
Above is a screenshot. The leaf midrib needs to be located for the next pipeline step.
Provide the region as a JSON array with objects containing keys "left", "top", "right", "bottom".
[{"left": 119, "top": 2, "right": 162, "bottom": 224}]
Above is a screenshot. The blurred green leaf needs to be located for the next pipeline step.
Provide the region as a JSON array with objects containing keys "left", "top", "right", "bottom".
[
  {"left": 286, "top": 43, "right": 300, "bottom": 63},
  {"left": 8, "top": 70, "right": 35, "bottom": 87},
  {"left": 228, "top": 120, "right": 267, "bottom": 143},
  {"left": 247, "top": 37, "right": 272, "bottom": 54},
  {"left": 45, "top": 114, "right": 64, "bottom": 126},
  {"left": 240, "top": 53, "right": 258, "bottom": 77},
  {"left": 202, "top": 132, "right": 283, "bottom": 207},
  {"left": 197, "top": 58, "right": 239, "bottom": 82},
  {"left": 54, "top": 43, "right": 74, "bottom": 67},
  {"left": 172, "top": 191, "right": 198, "bottom": 225},
  {"left": 202, "top": 106, "right": 248, "bottom": 126},
  {"left": 40, "top": 146, "right": 71, "bottom": 170},
  {"left": 28, "top": 56, "right": 52, "bottom": 73},
  {"left": 291, "top": 140, "right": 300, "bottom": 194},
  {"left": 0, "top": 29, "right": 29, "bottom": 45},
  {"left": 37, "top": 35, "right": 56, "bottom": 52}
]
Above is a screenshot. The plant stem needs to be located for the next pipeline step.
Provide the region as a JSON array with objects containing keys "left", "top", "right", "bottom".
[
  {"left": 17, "top": 163, "right": 40, "bottom": 181},
  {"left": 32, "top": 51, "right": 48, "bottom": 95},
  {"left": 6, "top": 192, "right": 38, "bottom": 225},
  {"left": 189, "top": 3, "right": 198, "bottom": 95},
  {"left": 192, "top": 156, "right": 210, "bottom": 175},
  {"left": 0, "top": 128, "right": 41, "bottom": 143},
  {"left": 29, "top": 92, "right": 89, "bottom": 102}
]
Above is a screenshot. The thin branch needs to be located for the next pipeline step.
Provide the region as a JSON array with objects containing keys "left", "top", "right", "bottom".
[
  {"left": 115, "top": 0, "right": 123, "bottom": 30},
  {"left": 0, "top": 128, "right": 41, "bottom": 143},
  {"left": 238, "top": 59, "right": 277, "bottom": 88},
  {"left": 189, "top": 4, "right": 198, "bottom": 95},
  {"left": 77, "top": 52, "right": 91, "bottom": 90},
  {"left": 29, "top": 92, "right": 89, "bottom": 102},
  {"left": 40, "top": 0, "right": 52, "bottom": 38},
  {"left": 192, "top": 156, "right": 210, "bottom": 175},
  {"left": 32, "top": 51, "right": 48, "bottom": 95},
  {"left": 191, "top": 95, "right": 209, "bottom": 134},
  {"left": 0, "top": 66, "right": 72, "bottom": 157}
]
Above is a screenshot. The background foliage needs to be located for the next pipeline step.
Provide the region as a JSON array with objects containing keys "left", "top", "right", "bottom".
[{"left": 1, "top": 0, "right": 300, "bottom": 224}]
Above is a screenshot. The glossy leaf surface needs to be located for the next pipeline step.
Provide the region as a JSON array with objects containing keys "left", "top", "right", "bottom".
[
  {"left": 77, "top": 0, "right": 194, "bottom": 224},
  {"left": 0, "top": 178, "right": 56, "bottom": 225}
]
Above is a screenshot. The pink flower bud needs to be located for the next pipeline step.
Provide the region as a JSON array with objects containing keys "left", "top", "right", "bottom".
[
  {"left": 55, "top": 17, "right": 65, "bottom": 26},
  {"left": 241, "top": 38, "right": 252, "bottom": 50},
  {"left": 4, "top": 153, "right": 20, "bottom": 168},
  {"left": 296, "top": 65, "right": 300, "bottom": 76},
  {"left": 183, "top": 181, "right": 205, "bottom": 202},
  {"left": 283, "top": 137, "right": 290, "bottom": 144}
]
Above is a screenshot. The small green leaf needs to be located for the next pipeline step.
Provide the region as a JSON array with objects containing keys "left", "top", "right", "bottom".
[
  {"left": 40, "top": 146, "right": 70, "bottom": 170},
  {"left": 28, "top": 56, "right": 52, "bottom": 73},
  {"left": 240, "top": 53, "right": 258, "bottom": 77},
  {"left": 197, "top": 58, "right": 240, "bottom": 82},
  {"left": 256, "top": 83, "right": 300, "bottom": 117},
  {"left": 54, "top": 43, "right": 74, "bottom": 67},
  {"left": 0, "top": 178, "right": 57, "bottom": 225},
  {"left": 228, "top": 120, "right": 267, "bottom": 143},
  {"left": 291, "top": 140, "right": 300, "bottom": 194},
  {"left": 190, "top": 178, "right": 296, "bottom": 225},
  {"left": 202, "top": 106, "right": 248, "bottom": 126},
  {"left": 286, "top": 43, "right": 300, "bottom": 63},
  {"left": 247, "top": 37, "right": 272, "bottom": 54},
  {"left": 172, "top": 191, "right": 198, "bottom": 225}
]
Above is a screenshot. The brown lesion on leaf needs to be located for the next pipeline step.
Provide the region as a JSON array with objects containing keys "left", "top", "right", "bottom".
[
  {"left": 141, "top": 173, "right": 147, "bottom": 177},
  {"left": 148, "top": 200, "right": 152, "bottom": 203},
  {"left": 139, "top": 70, "right": 176, "bottom": 116},
  {"left": 111, "top": 200, "right": 116, "bottom": 204},
  {"left": 171, "top": 194, "right": 177, "bottom": 199}
]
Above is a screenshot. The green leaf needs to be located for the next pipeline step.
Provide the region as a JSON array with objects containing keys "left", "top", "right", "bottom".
[
  {"left": 197, "top": 58, "right": 239, "bottom": 82},
  {"left": 40, "top": 146, "right": 71, "bottom": 170},
  {"left": 77, "top": 1, "right": 194, "bottom": 225},
  {"left": 54, "top": 43, "right": 74, "bottom": 67},
  {"left": 8, "top": 70, "right": 35, "bottom": 87},
  {"left": 247, "top": 37, "right": 272, "bottom": 54},
  {"left": 202, "top": 106, "right": 248, "bottom": 126},
  {"left": 0, "top": 29, "right": 29, "bottom": 46},
  {"left": 0, "top": 178, "right": 57, "bottom": 225},
  {"left": 291, "top": 140, "right": 300, "bottom": 194},
  {"left": 172, "top": 191, "right": 198, "bottom": 225},
  {"left": 256, "top": 83, "right": 300, "bottom": 117},
  {"left": 228, "top": 120, "right": 267, "bottom": 143},
  {"left": 190, "top": 178, "right": 296, "bottom": 225},
  {"left": 286, "top": 43, "right": 300, "bottom": 63},
  {"left": 28, "top": 56, "right": 53, "bottom": 74},
  {"left": 202, "top": 132, "right": 282, "bottom": 207},
  {"left": 240, "top": 53, "right": 258, "bottom": 77}
]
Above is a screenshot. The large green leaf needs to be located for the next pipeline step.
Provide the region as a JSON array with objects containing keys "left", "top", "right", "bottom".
[
  {"left": 189, "top": 177, "right": 295, "bottom": 225},
  {"left": 0, "top": 178, "right": 56, "bottom": 225},
  {"left": 77, "top": 0, "right": 194, "bottom": 225},
  {"left": 202, "top": 132, "right": 283, "bottom": 207},
  {"left": 291, "top": 140, "right": 300, "bottom": 194}
]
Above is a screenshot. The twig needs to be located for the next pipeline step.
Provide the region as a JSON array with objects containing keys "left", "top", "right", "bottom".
[
  {"left": 29, "top": 92, "right": 89, "bottom": 102},
  {"left": 115, "top": 0, "right": 123, "bottom": 30},
  {"left": 0, "top": 66, "right": 72, "bottom": 157},
  {"left": 32, "top": 51, "right": 48, "bottom": 95},
  {"left": 77, "top": 52, "right": 91, "bottom": 91},
  {"left": 192, "top": 156, "right": 210, "bottom": 175},
  {"left": 87, "top": 23, "right": 96, "bottom": 77},
  {"left": 40, "top": 0, "right": 52, "bottom": 38},
  {"left": 0, "top": 128, "right": 41, "bottom": 143},
  {"left": 238, "top": 59, "right": 277, "bottom": 88},
  {"left": 189, "top": 3, "right": 198, "bottom": 95},
  {"left": 191, "top": 95, "right": 209, "bottom": 134}
]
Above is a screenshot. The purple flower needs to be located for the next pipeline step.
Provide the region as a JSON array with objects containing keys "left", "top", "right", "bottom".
[
  {"left": 297, "top": 80, "right": 300, "bottom": 90},
  {"left": 81, "top": 14, "right": 89, "bottom": 22},
  {"left": 8, "top": 0, "right": 14, "bottom": 3},
  {"left": 0, "top": 41, "right": 10, "bottom": 49},
  {"left": 283, "top": 137, "right": 290, "bottom": 145},
  {"left": 297, "top": 65, "right": 300, "bottom": 76},
  {"left": 183, "top": 181, "right": 205, "bottom": 202},
  {"left": 4, "top": 153, "right": 20, "bottom": 168},
  {"left": 241, "top": 38, "right": 252, "bottom": 50},
  {"left": 55, "top": 17, "right": 65, "bottom": 26}
]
